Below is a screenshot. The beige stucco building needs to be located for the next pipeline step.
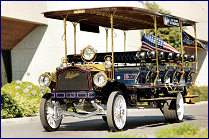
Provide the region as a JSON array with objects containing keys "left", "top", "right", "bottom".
[{"left": 1, "top": 1, "right": 208, "bottom": 86}]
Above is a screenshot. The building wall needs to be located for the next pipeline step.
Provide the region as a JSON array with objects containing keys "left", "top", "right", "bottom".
[
  {"left": 195, "top": 49, "right": 208, "bottom": 86},
  {"left": 11, "top": 25, "right": 48, "bottom": 82},
  {"left": 1, "top": 1, "right": 47, "bottom": 24}
]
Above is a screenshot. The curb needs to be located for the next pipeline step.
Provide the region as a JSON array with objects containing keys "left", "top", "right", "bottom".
[
  {"left": 1, "top": 116, "right": 39, "bottom": 124},
  {"left": 1, "top": 101, "right": 208, "bottom": 124}
]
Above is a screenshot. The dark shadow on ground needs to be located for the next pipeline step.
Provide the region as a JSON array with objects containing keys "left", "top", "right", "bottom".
[
  {"left": 58, "top": 115, "right": 196, "bottom": 131},
  {"left": 183, "top": 115, "right": 196, "bottom": 120}
]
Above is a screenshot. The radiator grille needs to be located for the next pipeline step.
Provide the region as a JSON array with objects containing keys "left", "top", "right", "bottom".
[{"left": 56, "top": 68, "right": 90, "bottom": 91}]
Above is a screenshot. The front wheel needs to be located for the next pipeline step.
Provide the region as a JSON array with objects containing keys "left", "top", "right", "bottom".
[
  {"left": 40, "top": 93, "right": 62, "bottom": 132},
  {"left": 106, "top": 91, "right": 127, "bottom": 131},
  {"left": 163, "top": 93, "right": 184, "bottom": 123}
]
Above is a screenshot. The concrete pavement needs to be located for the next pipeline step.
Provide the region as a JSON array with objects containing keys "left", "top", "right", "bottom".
[{"left": 1, "top": 101, "right": 208, "bottom": 138}]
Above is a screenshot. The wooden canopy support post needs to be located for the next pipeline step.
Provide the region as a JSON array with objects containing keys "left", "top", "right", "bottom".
[
  {"left": 63, "top": 17, "right": 68, "bottom": 64},
  {"left": 179, "top": 21, "right": 185, "bottom": 84},
  {"left": 194, "top": 24, "right": 198, "bottom": 72},
  {"left": 124, "top": 31, "right": 127, "bottom": 52},
  {"left": 111, "top": 13, "right": 114, "bottom": 80},
  {"left": 180, "top": 22, "right": 184, "bottom": 69},
  {"left": 105, "top": 28, "right": 108, "bottom": 52},
  {"left": 154, "top": 16, "right": 159, "bottom": 72},
  {"left": 151, "top": 15, "right": 159, "bottom": 85},
  {"left": 73, "top": 22, "right": 77, "bottom": 55},
  {"left": 193, "top": 24, "right": 198, "bottom": 84}
]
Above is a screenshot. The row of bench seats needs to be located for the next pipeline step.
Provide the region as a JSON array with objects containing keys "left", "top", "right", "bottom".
[
  {"left": 142, "top": 66, "right": 195, "bottom": 84},
  {"left": 67, "top": 51, "right": 195, "bottom": 63},
  {"left": 115, "top": 65, "right": 196, "bottom": 84}
]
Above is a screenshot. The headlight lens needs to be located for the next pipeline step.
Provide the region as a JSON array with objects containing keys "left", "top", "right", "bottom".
[
  {"left": 82, "top": 45, "right": 96, "bottom": 61},
  {"left": 59, "top": 57, "right": 68, "bottom": 68},
  {"left": 93, "top": 72, "right": 107, "bottom": 87},
  {"left": 38, "top": 73, "right": 52, "bottom": 87},
  {"left": 59, "top": 62, "right": 68, "bottom": 68},
  {"left": 104, "top": 60, "right": 112, "bottom": 69}
]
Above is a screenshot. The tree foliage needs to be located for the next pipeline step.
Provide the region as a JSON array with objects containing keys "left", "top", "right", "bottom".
[
  {"left": 144, "top": 1, "right": 171, "bottom": 14},
  {"left": 143, "top": 2, "right": 182, "bottom": 51}
]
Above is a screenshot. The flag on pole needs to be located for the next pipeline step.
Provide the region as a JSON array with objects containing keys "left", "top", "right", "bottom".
[
  {"left": 141, "top": 31, "right": 180, "bottom": 54},
  {"left": 182, "top": 29, "right": 208, "bottom": 52}
]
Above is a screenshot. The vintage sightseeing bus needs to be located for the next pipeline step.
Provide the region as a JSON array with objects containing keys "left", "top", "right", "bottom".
[{"left": 39, "top": 7, "right": 199, "bottom": 132}]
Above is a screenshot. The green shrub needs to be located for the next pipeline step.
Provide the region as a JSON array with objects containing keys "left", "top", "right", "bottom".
[
  {"left": 108, "top": 133, "right": 147, "bottom": 138},
  {"left": 1, "top": 91, "right": 23, "bottom": 118},
  {"left": 187, "top": 86, "right": 208, "bottom": 102},
  {"left": 155, "top": 124, "right": 208, "bottom": 138},
  {"left": 1, "top": 80, "right": 50, "bottom": 118}
]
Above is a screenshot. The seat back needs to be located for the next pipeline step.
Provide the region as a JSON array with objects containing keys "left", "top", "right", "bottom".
[{"left": 136, "top": 66, "right": 150, "bottom": 84}]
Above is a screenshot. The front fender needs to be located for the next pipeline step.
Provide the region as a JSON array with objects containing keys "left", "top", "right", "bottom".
[{"left": 101, "top": 80, "right": 128, "bottom": 101}]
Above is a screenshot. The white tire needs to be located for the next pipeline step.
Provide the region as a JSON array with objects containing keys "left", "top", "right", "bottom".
[
  {"left": 40, "top": 93, "right": 62, "bottom": 132},
  {"left": 163, "top": 93, "right": 184, "bottom": 122},
  {"left": 106, "top": 91, "right": 127, "bottom": 131}
]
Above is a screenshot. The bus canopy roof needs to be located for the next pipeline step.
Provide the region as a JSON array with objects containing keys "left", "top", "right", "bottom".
[{"left": 43, "top": 7, "right": 197, "bottom": 30}]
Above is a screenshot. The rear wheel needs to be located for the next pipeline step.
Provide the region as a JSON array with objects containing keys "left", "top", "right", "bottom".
[
  {"left": 40, "top": 93, "right": 62, "bottom": 132},
  {"left": 163, "top": 93, "right": 184, "bottom": 123},
  {"left": 106, "top": 91, "right": 127, "bottom": 131}
]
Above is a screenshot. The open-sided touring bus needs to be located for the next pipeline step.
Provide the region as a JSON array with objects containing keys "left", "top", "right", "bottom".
[{"left": 39, "top": 7, "right": 199, "bottom": 132}]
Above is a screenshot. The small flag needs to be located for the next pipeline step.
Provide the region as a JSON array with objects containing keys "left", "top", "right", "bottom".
[
  {"left": 141, "top": 31, "right": 180, "bottom": 54},
  {"left": 182, "top": 29, "right": 208, "bottom": 52}
]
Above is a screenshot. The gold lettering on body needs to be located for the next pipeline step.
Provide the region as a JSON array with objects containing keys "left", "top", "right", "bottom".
[
  {"left": 65, "top": 72, "right": 79, "bottom": 79},
  {"left": 74, "top": 10, "right": 85, "bottom": 14}
]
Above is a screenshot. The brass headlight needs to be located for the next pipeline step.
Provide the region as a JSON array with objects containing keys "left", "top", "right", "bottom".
[
  {"left": 59, "top": 57, "right": 68, "bottom": 68},
  {"left": 104, "top": 56, "right": 112, "bottom": 69},
  {"left": 93, "top": 72, "right": 108, "bottom": 87},
  {"left": 104, "top": 61, "right": 112, "bottom": 69},
  {"left": 81, "top": 45, "right": 96, "bottom": 61},
  {"left": 38, "top": 73, "right": 52, "bottom": 87}
]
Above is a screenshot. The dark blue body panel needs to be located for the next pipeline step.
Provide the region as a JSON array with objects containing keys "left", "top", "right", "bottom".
[{"left": 115, "top": 72, "right": 138, "bottom": 84}]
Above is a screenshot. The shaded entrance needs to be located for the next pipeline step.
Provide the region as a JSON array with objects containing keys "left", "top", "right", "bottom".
[{"left": 1, "top": 50, "right": 12, "bottom": 86}]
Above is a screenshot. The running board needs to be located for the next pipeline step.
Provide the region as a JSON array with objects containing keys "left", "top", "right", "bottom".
[
  {"left": 183, "top": 95, "right": 199, "bottom": 98},
  {"left": 139, "top": 95, "right": 199, "bottom": 101},
  {"left": 167, "top": 91, "right": 183, "bottom": 93},
  {"left": 137, "top": 105, "right": 159, "bottom": 109},
  {"left": 139, "top": 97, "right": 176, "bottom": 101}
]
